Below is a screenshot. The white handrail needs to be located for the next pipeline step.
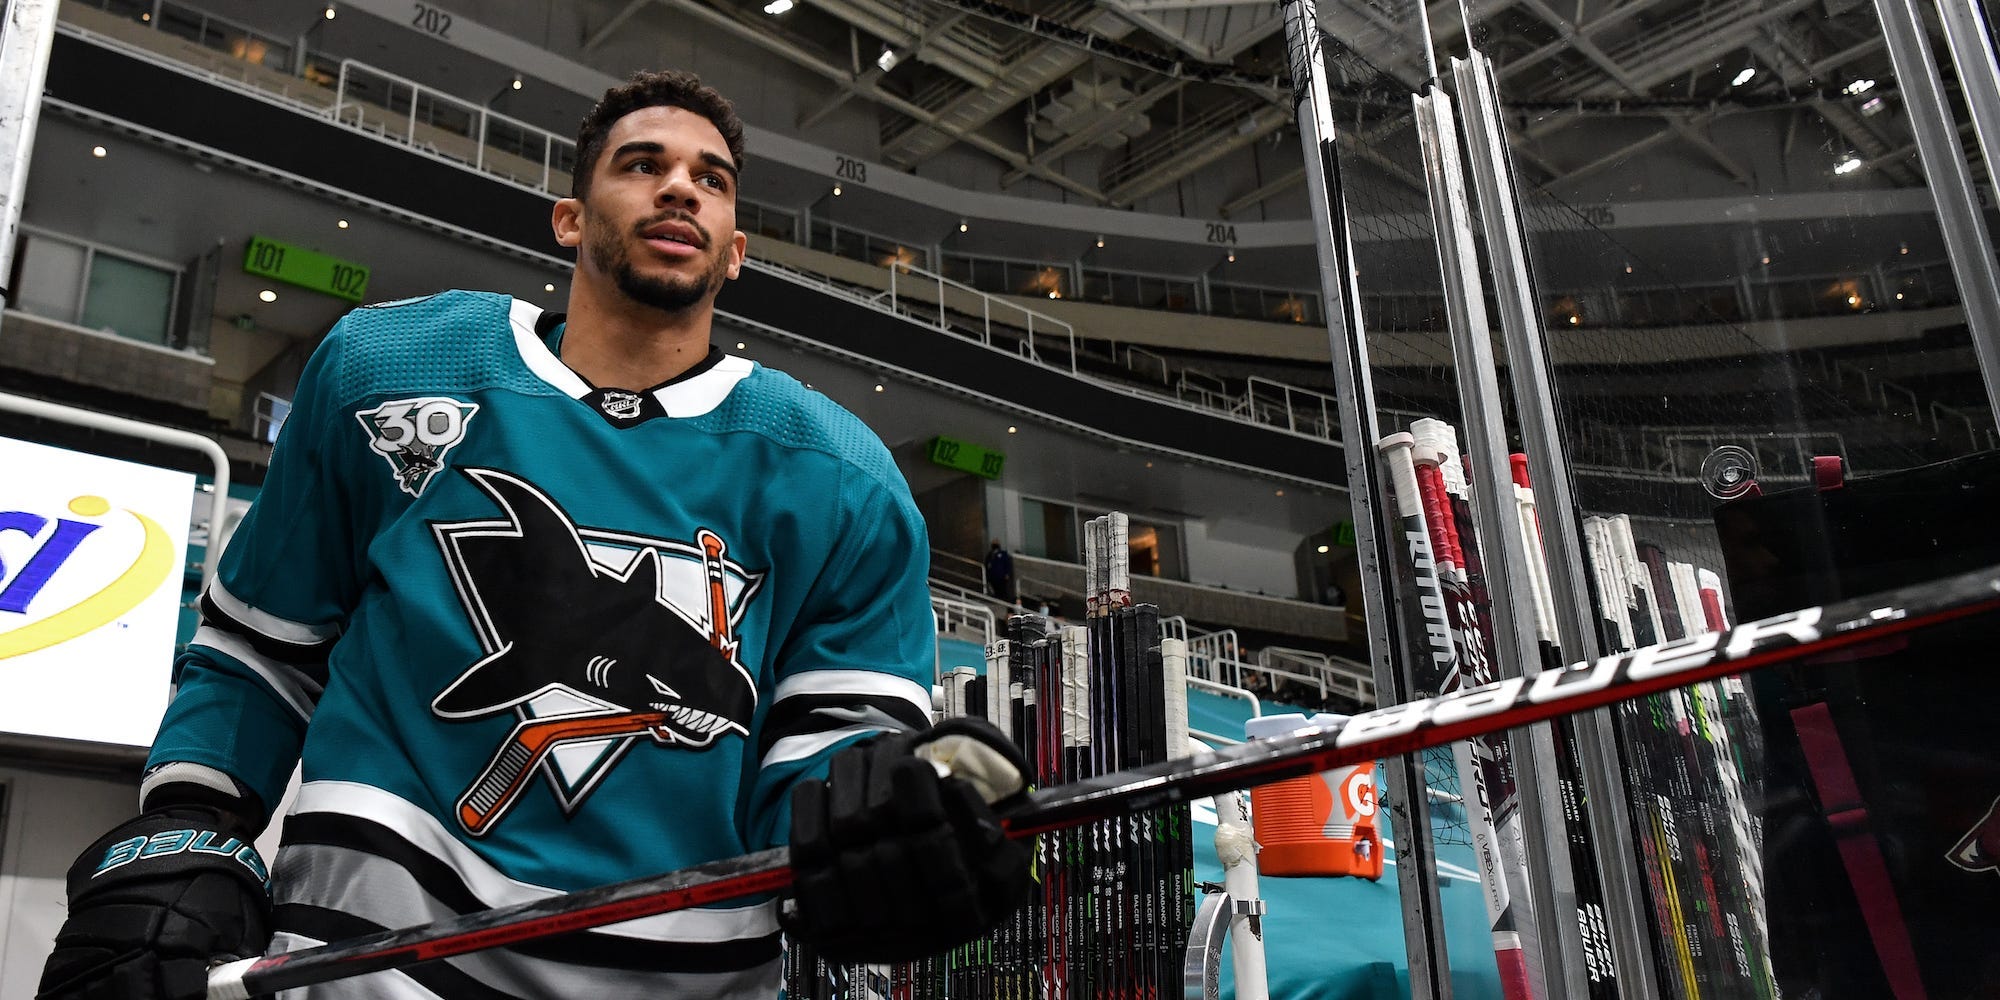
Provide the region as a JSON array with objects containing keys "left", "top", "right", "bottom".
[
  {"left": 1187, "top": 674, "right": 1261, "bottom": 720},
  {"left": 885, "top": 261, "right": 1078, "bottom": 372},
  {"left": 331, "top": 58, "right": 574, "bottom": 195},
  {"left": 0, "top": 391, "right": 231, "bottom": 590}
]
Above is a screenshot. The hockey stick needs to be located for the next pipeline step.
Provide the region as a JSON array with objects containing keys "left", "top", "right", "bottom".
[
  {"left": 207, "top": 565, "right": 2000, "bottom": 1000},
  {"left": 1379, "top": 430, "right": 1534, "bottom": 998},
  {"left": 456, "top": 710, "right": 669, "bottom": 835}
]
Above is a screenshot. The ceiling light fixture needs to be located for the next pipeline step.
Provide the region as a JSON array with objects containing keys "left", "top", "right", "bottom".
[
  {"left": 958, "top": 220, "right": 968, "bottom": 233},
  {"left": 337, "top": 218, "right": 349, "bottom": 229},
  {"left": 141, "top": 11, "right": 150, "bottom": 20},
  {"left": 1568, "top": 314, "right": 1581, "bottom": 325},
  {"left": 1761, "top": 255, "right": 1772, "bottom": 265},
  {"left": 1844, "top": 78, "right": 1876, "bottom": 96},
  {"left": 1896, "top": 292, "right": 1905, "bottom": 300},
  {"left": 1731, "top": 66, "right": 1755, "bottom": 87},
  {"left": 1275, "top": 489, "right": 1285, "bottom": 497},
  {"left": 762, "top": 0, "right": 794, "bottom": 13},
  {"left": 544, "top": 282, "right": 555, "bottom": 292},
  {"left": 91, "top": 145, "right": 106, "bottom": 158},
  {"left": 1900, "top": 243, "right": 1910, "bottom": 255},
  {"left": 1095, "top": 235, "right": 1105, "bottom": 248},
  {"left": 259, "top": 289, "right": 277, "bottom": 302},
  {"left": 1226, "top": 251, "right": 1236, "bottom": 263},
  {"left": 736, "top": 342, "right": 746, "bottom": 349},
  {"left": 1317, "top": 544, "right": 1330, "bottom": 554},
  {"left": 1835, "top": 156, "right": 1864, "bottom": 175},
  {"left": 876, "top": 46, "right": 901, "bottom": 72},
  {"left": 1006, "top": 425, "right": 1017, "bottom": 434},
  {"left": 511, "top": 76, "right": 523, "bottom": 91},
  {"left": 1861, "top": 96, "right": 1886, "bottom": 116},
  {"left": 832, "top": 184, "right": 842, "bottom": 196},
  {"left": 873, "top": 383, "right": 884, "bottom": 392},
  {"left": 323, "top": 4, "right": 336, "bottom": 19}
]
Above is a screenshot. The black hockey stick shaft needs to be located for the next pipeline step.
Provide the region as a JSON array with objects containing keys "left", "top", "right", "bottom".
[{"left": 208, "top": 565, "right": 2000, "bottom": 999}]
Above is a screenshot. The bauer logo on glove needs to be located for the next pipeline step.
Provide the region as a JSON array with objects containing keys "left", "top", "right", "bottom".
[{"left": 93, "top": 829, "right": 271, "bottom": 884}]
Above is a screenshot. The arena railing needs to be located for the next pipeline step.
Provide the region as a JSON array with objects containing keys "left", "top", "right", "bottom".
[{"left": 59, "top": 0, "right": 1970, "bottom": 343}]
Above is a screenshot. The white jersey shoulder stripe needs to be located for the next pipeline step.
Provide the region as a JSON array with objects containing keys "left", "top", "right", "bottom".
[
  {"left": 288, "top": 782, "right": 777, "bottom": 942},
  {"left": 653, "top": 354, "right": 754, "bottom": 418},
  {"left": 508, "top": 297, "right": 591, "bottom": 398},
  {"left": 192, "top": 626, "right": 320, "bottom": 722},
  {"left": 771, "top": 669, "right": 931, "bottom": 716},
  {"left": 762, "top": 723, "right": 886, "bottom": 767},
  {"left": 140, "top": 761, "right": 244, "bottom": 812},
  {"left": 208, "top": 581, "right": 340, "bottom": 646}
]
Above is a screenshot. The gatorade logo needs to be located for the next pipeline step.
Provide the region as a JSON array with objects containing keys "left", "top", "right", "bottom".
[
  {"left": 0, "top": 495, "right": 178, "bottom": 660},
  {"left": 1342, "top": 768, "right": 1377, "bottom": 819}
]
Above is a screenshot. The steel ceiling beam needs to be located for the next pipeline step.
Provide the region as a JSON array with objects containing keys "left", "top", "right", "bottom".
[
  {"left": 998, "top": 77, "right": 1187, "bottom": 188},
  {"left": 879, "top": 2, "right": 1133, "bottom": 169},
  {"left": 652, "top": 0, "right": 1110, "bottom": 201},
  {"left": 806, "top": 0, "right": 1002, "bottom": 87},
  {"left": 1754, "top": 24, "right": 1919, "bottom": 186},
  {"left": 1102, "top": 100, "right": 1292, "bottom": 206},
  {"left": 1514, "top": 0, "right": 1755, "bottom": 184},
  {"left": 583, "top": 0, "right": 652, "bottom": 53}
]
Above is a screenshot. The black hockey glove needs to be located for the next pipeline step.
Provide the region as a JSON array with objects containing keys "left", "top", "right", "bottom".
[
  {"left": 784, "top": 717, "right": 1033, "bottom": 963},
  {"left": 37, "top": 806, "right": 272, "bottom": 1000}
]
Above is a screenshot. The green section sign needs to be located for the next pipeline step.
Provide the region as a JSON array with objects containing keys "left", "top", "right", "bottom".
[
  {"left": 1332, "top": 520, "right": 1357, "bottom": 547},
  {"left": 243, "top": 236, "right": 370, "bottom": 303},
  {"left": 928, "top": 435, "right": 1005, "bottom": 479}
]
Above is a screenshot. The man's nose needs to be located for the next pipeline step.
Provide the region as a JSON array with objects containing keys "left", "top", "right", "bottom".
[{"left": 658, "top": 169, "right": 700, "bottom": 208}]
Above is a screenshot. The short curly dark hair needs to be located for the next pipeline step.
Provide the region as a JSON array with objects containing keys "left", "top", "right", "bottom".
[{"left": 572, "top": 70, "right": 745, "bottom": 200}]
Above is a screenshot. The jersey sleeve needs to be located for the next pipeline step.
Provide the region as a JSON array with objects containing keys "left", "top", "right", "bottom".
[
  {"left": 145, "top": 320, "right": 367, "bottom": 825},
  {"left": 740, "top": 466, "right": 936, "bottom": 850}
]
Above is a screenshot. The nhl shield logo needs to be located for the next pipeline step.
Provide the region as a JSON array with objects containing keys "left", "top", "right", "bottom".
[
  {"left": 356, "top": 396, "right": 479, "bottom": 496},
  {"left": 597, "top": 389, "right": 645, "bottom": 421}
]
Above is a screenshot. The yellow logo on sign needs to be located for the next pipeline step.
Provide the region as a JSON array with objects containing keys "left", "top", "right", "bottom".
[{"left": 0, "top": 495, "right": 177, "bottom": 659}]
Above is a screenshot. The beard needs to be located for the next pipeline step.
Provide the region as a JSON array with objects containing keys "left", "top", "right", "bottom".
[{"left": 585, "top": 211, "right": 731, "bottom": 313}]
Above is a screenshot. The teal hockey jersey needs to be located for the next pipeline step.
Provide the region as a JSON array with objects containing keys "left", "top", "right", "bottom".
[{"left": 147, "top": 290, "right": 936, "bottom": 998}]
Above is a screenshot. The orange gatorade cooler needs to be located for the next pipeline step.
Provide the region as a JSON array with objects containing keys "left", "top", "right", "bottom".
[{"left": 1243, "top": 714, "right": 1384, "bottom": 879}]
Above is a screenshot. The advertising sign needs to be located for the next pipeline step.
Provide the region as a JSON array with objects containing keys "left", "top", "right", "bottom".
[{"left": 0, "top": 437, "right": 195, "bottom": 747}]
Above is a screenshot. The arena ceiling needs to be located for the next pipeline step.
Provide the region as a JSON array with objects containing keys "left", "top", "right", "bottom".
[{"left": 564, "top": 0, "right": 1934, "bottom": 211}]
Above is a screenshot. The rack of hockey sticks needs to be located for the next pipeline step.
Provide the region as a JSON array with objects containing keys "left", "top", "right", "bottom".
[
  {"left": 1374, "top": 408, "right": 1778, "bottom": 1000},
  {"left": 1577, "top": 511, "right": 1776, "bottom": 1000},
  {"left": 780, "top": 512, "right": 1198, "bottom": 1000},
  {"left": 205, "top": 561, "right": 2000, "bottom": 1000}
]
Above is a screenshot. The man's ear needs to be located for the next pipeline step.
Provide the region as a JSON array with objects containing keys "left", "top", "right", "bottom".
[
  {"left": 725, "top": 230, "right": 748, "bottom": 280},
  {"left": 552, "top": 197, "right": 584, "bottom": 249}
]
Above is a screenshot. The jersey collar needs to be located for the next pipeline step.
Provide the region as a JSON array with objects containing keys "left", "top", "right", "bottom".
[{"left": 508, "top": 297, "right": 753, "bottom": 422}]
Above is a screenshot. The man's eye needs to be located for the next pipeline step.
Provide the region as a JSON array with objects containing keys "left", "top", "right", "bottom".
[
  {"left": 627, "top": 161, "right": 656, "bottom": 173},
  {"left": 699, "top": 174, "right": 726, "bottom": 189}
]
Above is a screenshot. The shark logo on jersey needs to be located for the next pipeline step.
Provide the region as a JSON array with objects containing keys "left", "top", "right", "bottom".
[
  {"left": 1947, "top": 794, "right": 2000, "bottom": 878},
  {"left": 356, "top": 396, "right": 479, "bottom": 496},
  {"left": 429, "top": 468, "right": 764, "bottom": 835}
]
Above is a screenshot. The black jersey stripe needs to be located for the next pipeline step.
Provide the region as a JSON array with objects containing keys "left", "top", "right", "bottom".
[
  {"left": 757, "top": 692, "right": 933, "bottom": 760},
  {"left": 279, "top": 813, "right": 780, "bottom": 973},
  {"left": 276, "top": 905, "right": 524, "bottom": 1000},
  {"left": 198, "top": 590, "right": 333, "bottom": 685}
]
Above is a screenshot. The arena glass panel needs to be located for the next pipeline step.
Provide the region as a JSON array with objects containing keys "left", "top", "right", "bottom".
[{"left": 1459, "top": 0, "right": 2000, "bottom": 997}]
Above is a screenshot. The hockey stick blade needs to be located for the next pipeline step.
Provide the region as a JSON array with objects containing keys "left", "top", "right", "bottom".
[{"left": 208, "top": 565, "right": 2000, "bottom": 999}]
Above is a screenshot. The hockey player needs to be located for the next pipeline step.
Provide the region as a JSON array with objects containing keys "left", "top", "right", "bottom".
[{"left": 37, "top": 70, "right": 1029, "bottom": 999}]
